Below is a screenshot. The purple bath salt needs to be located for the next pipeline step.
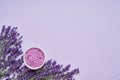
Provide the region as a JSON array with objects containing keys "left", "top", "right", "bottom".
[{"left": 24, "top": 48, "right": 45, "bottom": 69}]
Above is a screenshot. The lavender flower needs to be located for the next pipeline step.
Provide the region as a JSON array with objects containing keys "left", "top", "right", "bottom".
[
  {"left": 0, "top": 25, "right": 79, "bottom": 80},
  {"left": 0, "top": 25, "right": 23, "bottom": 80}
]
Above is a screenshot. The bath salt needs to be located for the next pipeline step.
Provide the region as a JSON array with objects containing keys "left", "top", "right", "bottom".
[{"left": 24, "top": 48, "right": 45, "bottom": 69}]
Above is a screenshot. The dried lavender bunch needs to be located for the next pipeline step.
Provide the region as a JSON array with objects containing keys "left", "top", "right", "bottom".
[{"left": 0, "top": 25, "right": 79, "bottom": 80}]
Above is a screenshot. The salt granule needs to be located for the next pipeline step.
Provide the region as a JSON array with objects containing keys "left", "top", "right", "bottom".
[{"left": 24, "top": 48, "right": 45, "bottom": 69}]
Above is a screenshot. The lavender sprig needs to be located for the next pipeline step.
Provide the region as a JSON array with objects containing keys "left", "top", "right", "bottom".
[
  {"left": 0, "top": 25, "right": 79, "bottom": 80},
  {"left": 0, "top": 25, "right": 23, "bottom": 80}
]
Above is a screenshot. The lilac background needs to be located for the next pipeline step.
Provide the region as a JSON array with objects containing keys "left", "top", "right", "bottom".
[{"left": 0, "top": 0, "right": 120, "bottom": 80}]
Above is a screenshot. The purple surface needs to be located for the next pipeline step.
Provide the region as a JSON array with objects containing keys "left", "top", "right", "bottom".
[{"left": 0, "top": 0, "right": 120, "bottom": 80}]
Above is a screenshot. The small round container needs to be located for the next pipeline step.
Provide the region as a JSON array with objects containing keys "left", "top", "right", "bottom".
[{"left": 23, "top": 47, "right": 45, "bottom": 70}]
